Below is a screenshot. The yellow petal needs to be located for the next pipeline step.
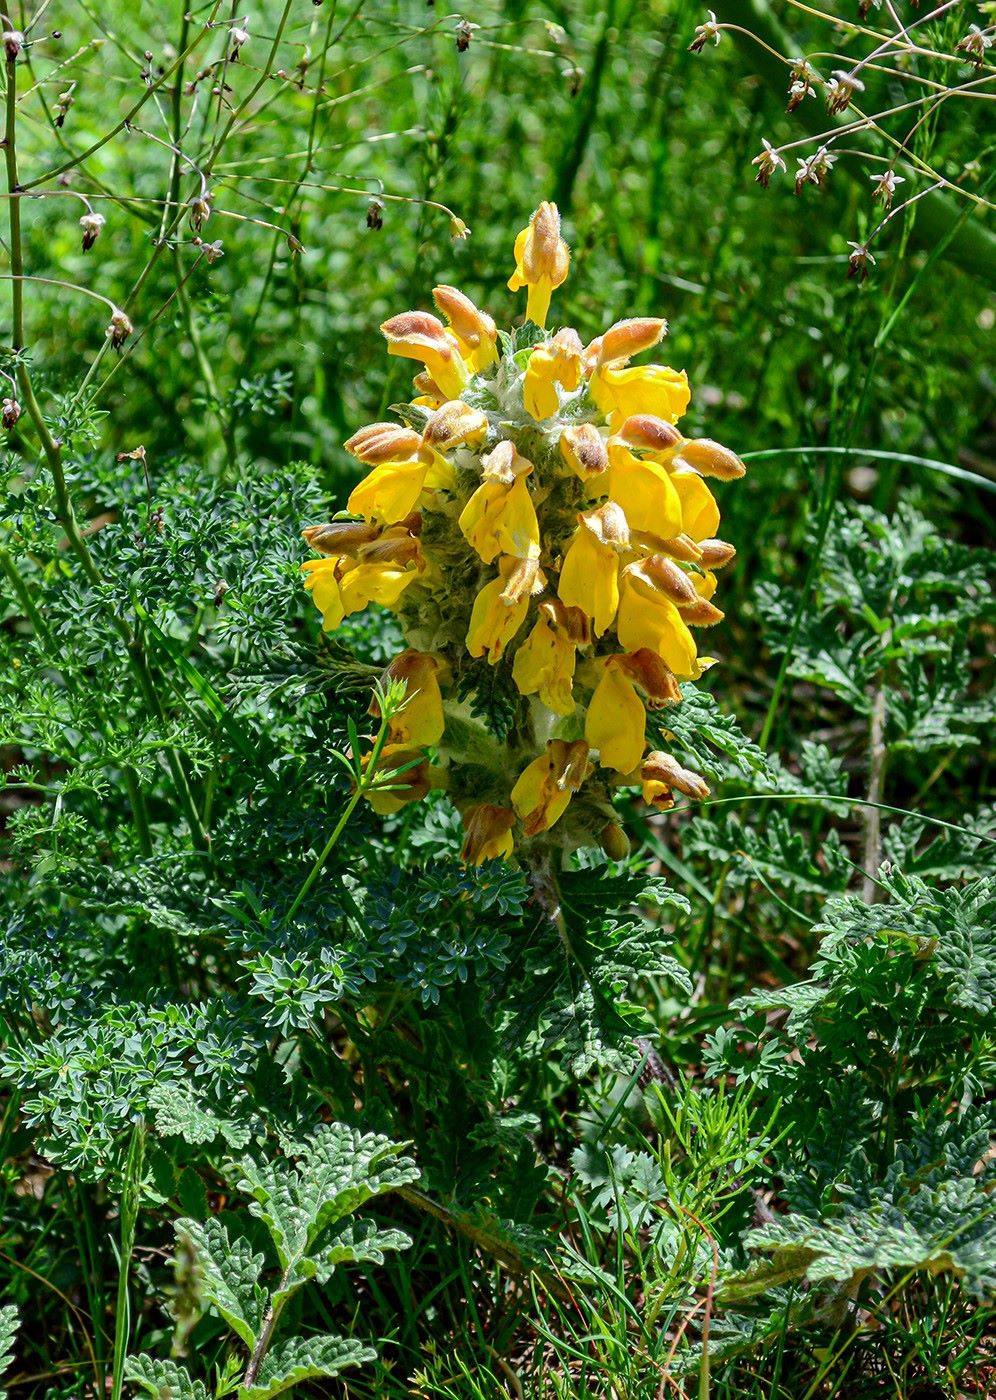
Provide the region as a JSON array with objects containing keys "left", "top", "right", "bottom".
[
  {"left": 460, "top": 804, "right": 516, "bottom": 864},
  {"left": 375, "top": 651, "right": 445, "bottom": 746},
  {"left": 558, "top": 527, "right": 619, "bottom": 637},
  {"left": 616, "top": 573, "right": 699, "bottom": 677},
  {"left": 606, "top": 447, "right": 683, "bottom": 537},
  {"left": 585, "top": 661, "right": 647, "bottom": 773},
  {"left": 347, "top": 460, "right": 429, "bottom": 523},
  {"left": 590, "top": 363, "right": 691, "bottom": 425},
  {"left": 672, "top": 470, "right": 721, "bottom": 539},
  {"left": 466, "top": 559, "right": 532, "bottom": 663},
  {"left": 339, "top": 561, "right": 418, "bottom": 613},
  {"left": 300, "top": 557, "right": 346, "bottom": 631},
  {"left": 459, "top": 474, "right": 539, "bottom": 564},
  {"left": 512, "top": 613, "right": 576, "bottom": 716}
]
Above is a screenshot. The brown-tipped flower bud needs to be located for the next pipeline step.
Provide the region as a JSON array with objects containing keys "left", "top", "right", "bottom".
[
  {"left": 344, "top": 422, "right": 423, "bottom": 463},
  {"left": 597, "top": 317, "right": 667, "bottom": 365},
  {"left": 653, "top": 533, "right": 704, "bottom": 564},
  {"left": 599, "top": 821, "right": 631, "bottom": 862},
  {"left": 188, "top": 195, "right": 211, "bottom": 231},
  {"left": 3, "top": 30, "right": 24, "bottom": 60},
  {"left": 422, "top": 400, "right": 488, "bottom": 451},
  {"left": 460, "top": 803, "right": 516, "bottom": 865},
  {"left": 583, "top": 500, "right": 630, "bottom": 550},
  {"left": 356, "top": 533, "right": 424, "bottom": 567},
  {"left": 673, "top": 437, "right": 746, "bottom": 480},
  {"left": 642, "top": 751, "right": 710, "bottom": 802},
  {"left": 412, "top": 371, "right": 445, "bottom": 401},
  {"left": 106, "top": 308, "right": 133, "bottom": 348},
  {"left": 614, "top": 415, "right": 684, "bottom": 456},
  {"left": 366, "top": 197, "right": 384, "bottom": 231},
  {"left": 302, "top": 520, "right": 381, "bottom": 555},
  {"left": 560, "top": 423, "right": 608, "bottom": 480},
  {"left": 380, "top": 310, "right": 468, "bottom": 399},
  {"left": 2, "top": 396, "right": 21, "bottom": 430},
  {"left": 481, "top": 438, "right": 532, "bottom": 484},
  {"left": 698, "top": 538, "right": 736, "bottom": 569},
  {"left": 79, "top": 212, "right": 105, "bottom": 251}
]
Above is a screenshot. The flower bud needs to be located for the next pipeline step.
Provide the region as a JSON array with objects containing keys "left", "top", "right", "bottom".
[
  {"left": 3, "top": 30, "right": 24, "bottom": 60},
  {"left": 2, "top": 396, "right": 21, "bottom": 430},
  {"left": 106, "top": 308, "right": 133, "bottom": 347},
  {"left": 676, "top": 597, "right": 724, "bottom": 626},
  {"left": 641, "top": 751, "right": 710, "bottom": 801},
  {"left": 599, "top": 821, "right": 631, "bottom": 862},
  {"left": 507, "top": 202, "right": 570, "bottom": 328},
  {"left": 302, "top": 520, "right": 380, "bottom": 555},
  {"left": 79, "top": 211, "right": 105, "bottom": 251},
  {"left": 559, "top": 423, "right": 608, "bottom": 480},
  {"left": 189, "top": 195, "right": 211, "bottom": 230},
  {"left": 638, "top": 555, "right": 699, "bottom": 606},
  {"left": 617, "top": 648, "right": 682, "bottom": 706},
  {"left": 344, "top": 422, "right": 423, "bottom": 463},
  {"left": 432, "top": 285, "right": 497, "bottom": 359},
  {"left": 673, "top": 437, "right": 746, "bottom": 480},
  {"left": 366, "top": 197, "right": 384, "bottom": 231},
  {"left": 380, "top": 311, "right": 469, "bottom": 399},
  {"left": 582, "top": 500, "right": 630, "bottom": 550}
]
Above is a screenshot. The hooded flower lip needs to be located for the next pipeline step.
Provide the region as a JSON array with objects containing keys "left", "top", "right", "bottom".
[
  {"left": 508, "top": 201, "right": 570, "bottom": 329},
  {"left": 380, "top": 310, "right": 469, "bottom": 399},
  {"left": 560, "top": 423, "right": 609, "bottom": 480},
  {"left": 432, "top": 285, "right": 498, "bottom": 370},
  {"left": 301, "top": 202, "right": 745, "bottom": 858}
]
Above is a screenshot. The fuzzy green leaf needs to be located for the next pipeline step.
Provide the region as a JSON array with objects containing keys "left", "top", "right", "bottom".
[
  {"left": 239, "top": 1334, "right": 374, "bottom": 1400},
  {"left": 176, "top": 1218, "right": 267, "bottom": 1348}
]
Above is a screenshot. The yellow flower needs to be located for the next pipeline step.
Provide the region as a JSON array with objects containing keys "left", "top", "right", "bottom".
[
  {"left": 507, "top": 202, "right": 570, "bottom": 329},
  {"left": 432, "top": 285, "right": 498, "bottom": 371},
  {"left": 585, "top": 658, "right": 647, "bottom": 774},
  {"left": 466, "top": 555, "right": 543, "bottom": 663},
  {"left": 512, "top": 600, "right": 587, "bottom": 716},
  {"left": 523, "top": 328, "right": 583, "bottom": 421},
  {"left": 640, "top": 751, "right": 710, "bottom": 810},
  {"left": 616, "top": 560, "right": 699, "bottom": 677},
  {"left": 558, "top": 502, "right": 629, "bottom": 636},
  {"left": 422, "top": 400, "right": 489, "bottom": 452},
  {"left": 458, "top": 442, "right": 540, "bottom": 564},
  {"left": 460, "top": 804, "right": 516, "bottom": 864},
  {"left": 511, "top": 739, "right": 589, "bottom": 837},
  {"left": 380, "top": 311, "right": 469, "bottom": 400},
  {"left": 373, "top": 650, "right": 445, "bottom": 746},
  {"left": 590, "top": 363, "right": 691, "bottom": 426},
  {"left": 348, "top": 459, "right": 429, "bottom": 524},
  {"left": 605, "top": 441, "right": 683, "bottom": 537},
  {"left": 344, "top": 422, "right": 423, "bottom": 463}
]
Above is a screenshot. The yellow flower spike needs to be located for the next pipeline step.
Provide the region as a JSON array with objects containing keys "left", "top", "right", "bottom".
[
  {"left": 362, "top": 742, "right": 433, "bottom": 815},
  {"left": 458, "top": 441, "right": 540, "bottom": 564},
  {"left": 640, "top": 750, "right": 710, "bottom": 810},
  {"left": 558, "top": 501, "right": 629, "bottom": 636},
  {"left": 507, "top": 201, "right": 570, "bottom": 329},
  {"left": 585, "top": 658, "right": 648, "bottom": 774},
  {"left": 422, "top": 400, "right": 489, "bottom": 452},
  {"left": 460, "top": 803, "right": 516, "bottom": 864},
  {"left": 672, "top": 469, "right": 721, "bottom": 540},
  {"left": 347, "top": 458, "right": 430, "bottom": 524},
  {"left": 372, "top": 650, "right": 445, "bottom": 746},
  {"left": 344, "top": 422, "right": 424, "bottom": 464},
  {"left": 560, "top": 423, "right": 609, "bottom": 481},
  {"left": 605, "top": 441, "right": 683, "bottom": 538},
  {"left": 523, "top": 328, "right": 583, "bottom": 422},
  {"left": 616, "top": 560, "right": 700, "bottom": 677},
  {"left": 511, "top": 738, "right": 589, "bottom": 837},
  {"left": 590, "top": 363, "right": 691, "bottom": 426},
  {"left": 380, "top": 310, "right": 470, "bottom": 400},
  {"left": 466, "top": 554, "right": 540, "bottom": 663},
  {"left": 432, "top": 285, "right": 499, "bottom": 370},
  {"left": 512, "top": 600, "right": 581, "bottom": 715}
]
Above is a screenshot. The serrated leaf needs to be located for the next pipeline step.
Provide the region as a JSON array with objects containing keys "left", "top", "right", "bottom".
[
  {"left": 176, "top": 1217, "right": 267, "bottom": 1348},
  {"left": 0, "top": 1306, "right": 18, "bottom": 1399},
  {"left": 239, "top": 1334, "right": 373, "bottom": 1400},
  {"left": 125, "top": 1355, "right": 210, "bottom": 1400}
]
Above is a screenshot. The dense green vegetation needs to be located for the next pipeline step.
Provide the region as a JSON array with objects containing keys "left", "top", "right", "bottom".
[{"left": 1, "top": 2, "right": 994, "bottom": 1397}]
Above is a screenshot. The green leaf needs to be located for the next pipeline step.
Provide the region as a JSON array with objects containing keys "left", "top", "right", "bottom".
[
  {"left": 176, "top": 1218, "right": 267, "bottom": 1348},
  {"left": 239, "top": 1335, "right": 374, "bottom": 1400},
  {"left": 0, "top": 1306, "right": 18, "bottom": 1399},
  {"left": 124, "top": 1356, "right": 210, "bottom": 1400}
]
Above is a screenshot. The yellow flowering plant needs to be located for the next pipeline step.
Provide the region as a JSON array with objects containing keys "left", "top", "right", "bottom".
[{"left": 301, "top": 202, "right": 745, "bottom": 865}]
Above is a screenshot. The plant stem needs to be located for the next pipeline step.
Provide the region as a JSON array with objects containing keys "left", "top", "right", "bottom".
[
  {"left": 2, "top": 42, "right": 208, "bottom": 850},
  {"left": 110, "top": 1123, "right": 146, "bottom": 1400},
  {"left": 861, "top": 643, "right": 890, "bottom": 903}
]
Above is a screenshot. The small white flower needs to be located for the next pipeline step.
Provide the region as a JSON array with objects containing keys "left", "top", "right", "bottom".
[
  {"left": 869, "top": 169, "right": 904, "bottom": 210},
  {"left": 689, "top": 10, "right": 722, "bottom": 53},
  {"left": 752, "top": 139, "right": 787, "bottom": 188}
]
